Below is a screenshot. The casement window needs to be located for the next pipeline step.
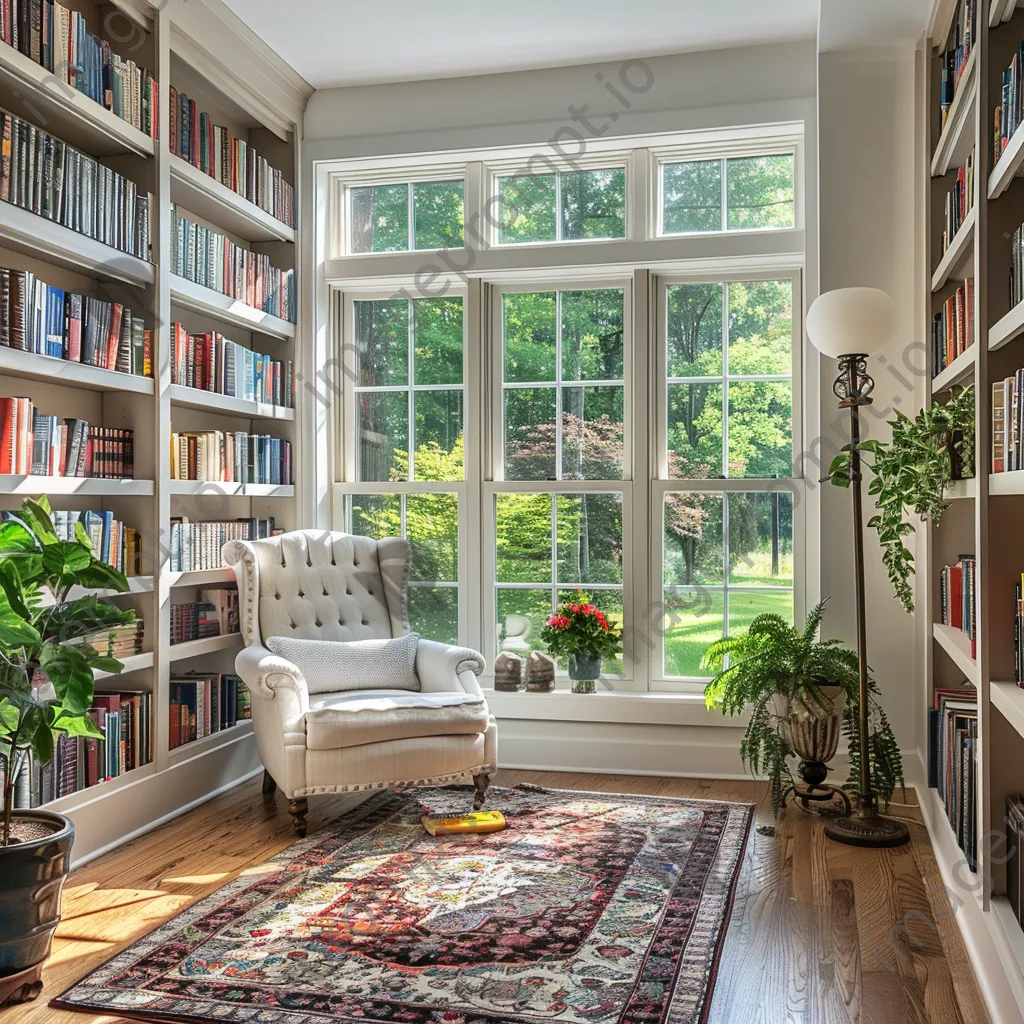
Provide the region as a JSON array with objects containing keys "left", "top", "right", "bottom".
[{"left": 326, "top": 125, "right": 808, "bottom": 691}]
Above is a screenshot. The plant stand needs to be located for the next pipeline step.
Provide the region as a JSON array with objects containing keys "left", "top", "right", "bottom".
[
  {"left": 0, "top": 963, "right": 44, "bottom": 1008},
  {"left": 781, "top": 773, "right": 853, "bottom": 818}
]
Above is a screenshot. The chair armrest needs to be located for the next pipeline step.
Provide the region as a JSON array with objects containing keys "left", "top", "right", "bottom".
[
  {"left": 235, "top": 644, "right": 310, "bottom": 716},
  {"left": 416, "top": 638, "right": 485, "bottom": 694}
]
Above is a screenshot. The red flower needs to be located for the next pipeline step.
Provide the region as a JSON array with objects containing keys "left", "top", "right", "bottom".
[
  {"left": 548, "top": 615, "right": 570, "bottom": 628},
  {"left": 582, "top": 604, "right": 596, "bottom": 613},
  {"left": 570, "top": 604, "right": 581, "bottom": 613}
]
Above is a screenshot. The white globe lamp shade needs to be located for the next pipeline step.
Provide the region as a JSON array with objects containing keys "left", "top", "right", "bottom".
[{"left": 806, "top": 288, "right": 896, "bottom": 359}]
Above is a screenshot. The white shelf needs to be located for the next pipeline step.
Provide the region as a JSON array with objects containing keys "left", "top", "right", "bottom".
[
  {"left": 94, "top": 651, "right": 154, "bottom": 681},
  {"left": 170, "top": 155, "right": 296, "bottom": 244},
  {"left": 945, "top": 477, "right": 977, "bottom": 499},
  {"left": 0, "top": 346, "right": 154, "bottom": 394},
  {"left": 991, "top": 0, "right": 1024, "bottom": 27},
  {"left": 989, "top": 300, "right": 1024, "bottom": 351},
  {"left": 169, "top": 568, "right": 236, "bottom": 587},
  {"left": 989, "top": 898, "right": 1024, "bottom": 1014},
  {"left": 169, "top": 480, "right": 294, "bottom": 498},
  {"left": 0, "top": 201, "right": 155, "bottom": 286},
  {"left": 0, "top": 42, "right": 155, "bottom": 159},
  {"left": 989, "top": 470, "right": 1024, "bottom": 494},
  {"left": 42, "top": 762, "right": 157, "bottom": 816},
  {"left": 933, "top": 622, "right": 979, "bottom": 683},
  {"left": 932, "top": 50, "right": 977, "bottom": 177},
  {"left": 67, "top": 576, "right": 155, "bottom": 599},
  {"left": 931, "top": 206, "right": 976, "bottom": 293},
  {"left": 169, "top": 633, "right": 242, "bottom": 662},
  {"left": 932, "top": 344, "right": 976, "bottom": 391},
  {"left": 170, "top": 275, "right": 295, "bottom": 341},
  {"left": 169, "top": 384, "right": 295, "bottom": 421},
  {"left": 0, "top": 476, "right": 154, "bottom": 496},
  {"left": 992, "top": 681, "right": 1024, "bottom": 740},
  {"left": 168, "top": 719, "right": 253, "bottom": 767}
]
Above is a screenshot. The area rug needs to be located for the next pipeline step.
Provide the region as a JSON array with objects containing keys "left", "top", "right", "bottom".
[{"left": 53, "top": 785, "right": 754, "bottom": 1024}]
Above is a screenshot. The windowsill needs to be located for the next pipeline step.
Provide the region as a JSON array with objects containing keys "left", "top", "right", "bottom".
[{"left": 483, "top": 686, "right": 747, "bottom": 727}]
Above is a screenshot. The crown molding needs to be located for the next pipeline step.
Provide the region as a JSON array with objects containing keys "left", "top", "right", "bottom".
[{"left": 165, "top": 0, "right": 313, "bottom": 138}]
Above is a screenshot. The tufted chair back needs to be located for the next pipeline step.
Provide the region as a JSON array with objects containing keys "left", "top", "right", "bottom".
[{"left": 223, "top": 532, "right": 412, "bottom": 690}]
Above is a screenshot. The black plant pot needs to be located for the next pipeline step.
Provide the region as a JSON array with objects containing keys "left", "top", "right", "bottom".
[{"left": 0, "top": 810, "right": 74, "bottom": 1003}]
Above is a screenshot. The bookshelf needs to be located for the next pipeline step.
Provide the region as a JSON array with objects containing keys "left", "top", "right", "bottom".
[
  {"left": 923, "top": 0, "right": 1024, "bottom": 1015},
  {"left": 0, "top": 0, "right": 311, "bottom": 865}
]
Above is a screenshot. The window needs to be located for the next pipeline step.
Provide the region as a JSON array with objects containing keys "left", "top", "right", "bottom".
[
  {"left": 328, "top": 127, "right": 807, "bottom": 689},
  {"left": 497, "top": 167, "right": 626, "bottom": 244},
  {"left": 349, "top": 179, "right": 464, "bottom": 253},
  {"left": 656, "top": 276, "right": 798, "bottom": 681},
  {"left": 660, "top": 153, "right": 795, "bottom": 235}
]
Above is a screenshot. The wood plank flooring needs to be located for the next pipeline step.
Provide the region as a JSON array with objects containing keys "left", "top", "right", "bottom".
[{"left": 4, "top": 769, "right": 989, "bottom": 1024}]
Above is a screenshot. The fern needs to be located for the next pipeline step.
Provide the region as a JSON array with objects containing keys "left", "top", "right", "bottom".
[{"left": 704, "top": 601, "right": 904, "bottom": 815}]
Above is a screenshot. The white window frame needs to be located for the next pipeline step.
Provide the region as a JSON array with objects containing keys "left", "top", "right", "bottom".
[
  {"left": 322, "top": 123, "right": 810, "bottom": 694},
  {"left": 650, "top": 270, "right": 806, "bottom": 691}
]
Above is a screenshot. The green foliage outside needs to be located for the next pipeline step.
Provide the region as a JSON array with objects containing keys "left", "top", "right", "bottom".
[{"left": 0, "top": 497, "right": 134, "bottom": 846}]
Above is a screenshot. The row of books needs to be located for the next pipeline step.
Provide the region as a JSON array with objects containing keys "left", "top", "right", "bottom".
[
  {"left": 1009, "top": 222, "right": 1024, "bottom": 311},
  {"left": 170, "top": 516, "right": 278, "bottom": 572},
  {"left": 992, "top": 369, "right": 1024, "bottom": 472},
  {"left": 172, "top": 207, "right": 295, "bottom": 323},
  {"left": 170, "top": 431, "right": 293, "bottom": 485},
  {"left": 1006, "top": 797, "right": 1024, "bottom": 932},
  {"left": 1, "top": 1, "right": 158, "bottom": 138},
  {"left": 2, "top": 690, "right": 152, "bottom": 809},
  {"left": 0, "top": 108, "right": 151, "bottom": 260},
  {"left": 995, "top": 38, "right": 1024, "bottom": 164},
  {"left": 170, "top": 589, "right": 239, "bottom": 644},
  {"left": 53, "top": 509, "right": 141, "bottom": 577},
  {"left": 932, "top": 278, "right": 974, "bottom": 378},
  {"left": 939, "top": 554, "right": 978, "bottom": 658},
  {"left": 169, "top": 672, "right": 250, "bottom": 750},
  {"left": 75, "top": 619, "right": 144, "bottom": 658},
  {"left": 171, "top": 324, "right": 294, "bottom": 407},
  {"left": 942, "top": 152, "right": 974, "bottom": 255},
  {"left": 927, "top": 686, "right": 978, "bottom": 872},
  {"left": 169, "top": 87, "right": 294, "bottom": 228},
  {"left": 941, "top": 0, "right": 976, "bottom": 128},
  {"left": 0, "top": 400, "right": 134, "bottom": 477},
  {"left": 1, "top": 267, "right": 150, "bottom": 375}
]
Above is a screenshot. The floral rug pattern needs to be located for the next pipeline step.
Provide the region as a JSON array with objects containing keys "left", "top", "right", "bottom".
[{"left": 53, "top": 785, "right": 753, "bottom": 1024}]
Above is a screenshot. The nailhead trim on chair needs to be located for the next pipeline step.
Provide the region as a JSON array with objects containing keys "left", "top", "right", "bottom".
[{"left": 296, "top": 764, "right": 496, "bottom": 797}]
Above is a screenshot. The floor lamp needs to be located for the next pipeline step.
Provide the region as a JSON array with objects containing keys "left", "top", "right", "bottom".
[{"left": 806, "top": 288, "right": 911, "bottom": 849}]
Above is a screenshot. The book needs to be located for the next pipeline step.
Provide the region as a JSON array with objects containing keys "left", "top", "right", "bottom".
[
  {"left": 941, "top": 1, "right": 976, "bottom": 129},
  {"left": 942, "top": 151, "right": 974, "bottom": 255},
  {"left": 939, "top": 554, "right": 977, "bottom": 657},
  {"left": 170, "top": 430, "right": 292, "bottom": 485},
  {"left": 421, "top": 811, "right": 507, "bottom": 836},
  {"left": 170, "top": 591, "right": 239, "bottom": 645},
  {"left": 169, "top": 516, "right": 277, "bottom": 572},
  {"left": 168, "top": 673, "right": 249, "bottom": 750},
  {"left": 932, "top": 278, "right": 974, "bottom": 377}
]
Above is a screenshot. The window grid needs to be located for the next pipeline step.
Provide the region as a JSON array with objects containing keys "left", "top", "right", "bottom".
[
  {"left": 352, "top": 298, "right": 464, "bottom": 483},
  {"left": 347, "top": 178, "right": 464, "bottom": 254}
]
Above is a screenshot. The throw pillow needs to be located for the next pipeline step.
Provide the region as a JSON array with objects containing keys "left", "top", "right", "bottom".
[{"left": 266, "top": 632, "right": 421, "bottom": 693}]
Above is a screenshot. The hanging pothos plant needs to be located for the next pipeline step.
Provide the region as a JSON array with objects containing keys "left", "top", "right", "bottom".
[{"left": 828, "top": 385, "right": 975, "bottom": 613}]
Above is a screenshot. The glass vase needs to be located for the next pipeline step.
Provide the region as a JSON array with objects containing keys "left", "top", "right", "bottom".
[{"left": 568, "top": 654, "right": 601, "bottom": 694}]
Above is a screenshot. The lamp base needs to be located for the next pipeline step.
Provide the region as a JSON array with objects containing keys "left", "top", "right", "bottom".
[{"left": 824, "top": 811, "right": 911, "bottom": 848}]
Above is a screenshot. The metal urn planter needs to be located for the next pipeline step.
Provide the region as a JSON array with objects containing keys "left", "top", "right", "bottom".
[
  {"left": 771, "top": 685, "right": 852, "bottom": 815},
  {"left": 0, "top": 810, "right": 74, "bottom": 1007}
]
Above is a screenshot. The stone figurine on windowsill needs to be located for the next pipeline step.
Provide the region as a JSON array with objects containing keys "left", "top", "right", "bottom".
[
  {"left": 525, "top": 651, "right": 555, "bottom": 692},
  {"left": 493, "top": 652, "right": 523, "bottom": 692}
]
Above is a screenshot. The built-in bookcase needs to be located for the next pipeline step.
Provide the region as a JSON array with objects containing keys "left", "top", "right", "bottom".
[
  {"left": 923, "top": 0, "right": 1024, "bottom": 1014},
  {"left": 0, "top": 0, "right": 309, "bottom": 864}
]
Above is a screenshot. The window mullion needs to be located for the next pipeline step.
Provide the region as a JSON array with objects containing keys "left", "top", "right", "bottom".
[
  {"left": 551, "top": 493, "right": 559, "bottom": 615},
  {"left": 407, "top": 182, "right": 415, "bottom": 250},
  {"left": 407, "top": 300, "right": 416, "bottom": 481},
  {"left": 721, "top": 283, "right": 729, "bottom": 480},
  {"left": 555, "top": 291, "right": 563, "bottom": 482}
]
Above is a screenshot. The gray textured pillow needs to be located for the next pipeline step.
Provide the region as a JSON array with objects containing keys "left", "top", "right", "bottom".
[{"left": 266, "top": 633, "right": 421, "bottom": 693}]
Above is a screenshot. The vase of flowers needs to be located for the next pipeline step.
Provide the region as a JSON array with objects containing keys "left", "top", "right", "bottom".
[{"left": 539, "top": 592, "right": 623, "bottom": 694}]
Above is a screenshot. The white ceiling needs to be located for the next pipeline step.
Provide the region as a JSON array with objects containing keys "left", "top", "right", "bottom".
[{"left": 223, "top": 0, "right": 821, "bottom": 89}]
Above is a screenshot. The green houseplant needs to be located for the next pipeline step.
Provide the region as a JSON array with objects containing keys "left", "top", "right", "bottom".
[
  {"left": 0, "top": 496, "right": 134, "bottom": 1003},
  {"left": 828, "top": 385, "right": 975, "bottom": 613},
  {"left": 539, "top": 591, "right": 623, "bottom": 694},
  {"left": 703, "top": 603, "right": 903, "bottom": 814}
]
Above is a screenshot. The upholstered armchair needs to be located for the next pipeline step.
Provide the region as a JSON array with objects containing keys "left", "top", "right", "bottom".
[{"left": 223, "top": 530, "right": 496, "bottom": 836}]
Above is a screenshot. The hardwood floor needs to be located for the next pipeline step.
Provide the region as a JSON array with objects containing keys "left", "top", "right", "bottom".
[{"left": 6, "top": 769, "right": 989, "bottom": 1024}]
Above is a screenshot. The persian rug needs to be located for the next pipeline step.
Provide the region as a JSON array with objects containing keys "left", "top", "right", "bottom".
[{"left": 53, "top": 785, "right": 754, "bottom": 1024}]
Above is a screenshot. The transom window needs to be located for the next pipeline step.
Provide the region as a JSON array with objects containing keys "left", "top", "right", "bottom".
[{"left": 329, "top": 126, "right": 807, "bottom": 692}]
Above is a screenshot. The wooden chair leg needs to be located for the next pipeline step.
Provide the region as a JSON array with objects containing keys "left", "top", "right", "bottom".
[
  {"left": 473, "top": 773, "right": 491, "bottom": 811},
  {"left": 261, "top": 769, "right": 277, "bottom": 797},
  {"left": 289, "top": 797, "right": 308, "bottom": 838}
]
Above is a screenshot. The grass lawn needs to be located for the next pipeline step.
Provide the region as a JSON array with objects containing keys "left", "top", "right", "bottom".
[{"left": 663, "top": 588, "right": 793, "bottom": 678}]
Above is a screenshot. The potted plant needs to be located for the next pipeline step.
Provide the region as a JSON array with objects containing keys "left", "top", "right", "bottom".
[
  {"left": 828, "top": 385, "right": 975, "bottom": 613},
  {"left": 703, "top": 603, "right": 903, "bottom": 814},
  {"left": 539, "top": 591, "right": 623, "bottom": 694},
  {"left": 0, "top": 497, "right": 134, "bottom": 1005}
]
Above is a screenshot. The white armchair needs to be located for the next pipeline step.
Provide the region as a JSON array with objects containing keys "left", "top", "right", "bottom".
[{"left": 224, "top": 530, "right": 496, "bottom": 836}]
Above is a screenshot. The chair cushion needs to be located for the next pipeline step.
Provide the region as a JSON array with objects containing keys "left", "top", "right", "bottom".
[
  {"left": 267, "top": 633, "right": 420, "bottom": 694},
  {"left": 304, "top": 689, "right": 489, "bottom": 750}
]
